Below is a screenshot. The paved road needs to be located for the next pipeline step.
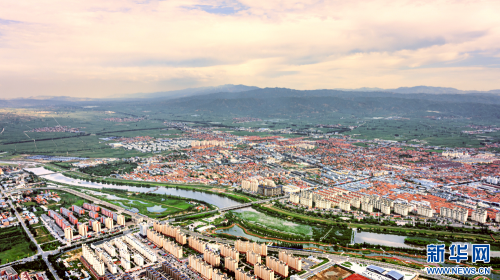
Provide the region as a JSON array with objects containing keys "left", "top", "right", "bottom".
[
  {"left": 174, "top": 195, "right": 289, "bottom": 220},
  {"left": 9, "top": 200, "right": 61, "bottom": 280}
]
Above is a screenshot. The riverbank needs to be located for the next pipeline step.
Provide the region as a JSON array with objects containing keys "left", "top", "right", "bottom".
[
  {"left": 60, "top": 169, "right": 257, "bottom": 203},
  {"left": 257, "top": 203, "right": 500, "bottom": 247}
]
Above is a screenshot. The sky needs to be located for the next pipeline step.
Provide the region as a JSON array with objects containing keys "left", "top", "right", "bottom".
[{"left": 1, "top": 0, "right": 500, "bottom": 98}]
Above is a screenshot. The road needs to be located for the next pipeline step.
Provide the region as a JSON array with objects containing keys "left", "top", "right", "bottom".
[
  {"left": 173, "top": 195, "right": 289, "bottom": 221},
  {"left": 9, "top": 200, "right": 61, "bottom": 280}
]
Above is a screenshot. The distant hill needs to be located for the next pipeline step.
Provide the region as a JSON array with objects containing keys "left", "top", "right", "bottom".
[
  {"left": 334, "top": 85, "right": 500, "bottom": 95},
  {"left": 136, "top": 87, "right": 500, "bottom": 119},
  {"left": 115, "top": 84, "right": 260, "bottom": 99}
]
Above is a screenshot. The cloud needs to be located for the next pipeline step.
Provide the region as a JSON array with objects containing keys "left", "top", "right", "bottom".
[{"left": 0, "top": 0, "right": 500, "bottom": 98}]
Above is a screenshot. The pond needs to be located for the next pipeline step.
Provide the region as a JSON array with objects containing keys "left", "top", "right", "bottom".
[
  {"left": 353, "top": 230, "right": 424, "bottom": 249},
  {"left": 147, "top": 205, "right": 168, "bottom": 213}
]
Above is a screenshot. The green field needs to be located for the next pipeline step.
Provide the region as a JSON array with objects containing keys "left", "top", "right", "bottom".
[
  {"left": 235, "top": 209, "right": 314, "bottom": 236},
  {"left": 47, "top": 191, "right": 86, "bottom": 210},
  {"left": 74, "top": 187, "right": 197, "bottom": 218},
  {"left": 0, "top": 226, "right": 37, "bottom": 264},
  {"left": 33, "top": 226, "right": 56, "bottom": 244}
]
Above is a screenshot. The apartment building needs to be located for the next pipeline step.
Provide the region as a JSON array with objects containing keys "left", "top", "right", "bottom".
[
  {"left": 64, "top": 227, "right": 73, "bottom": 241},
  {"left": 78, "top": 223, "right": 88, "bottom": 237},
  {"left": 154, "top": 222, "right": 187, "bottom": 245},
  {"left": 394, "top": 203, "right": 410, "bottom": 216},
  {"left": 188, "top": 236, "right": 207, "bottom": 253},
  {"left": 163, "top": 240, "right": 183, "bottom": 259},
  {"left": 134, "top": 253, "right": 144, "bottom": 266},
  {"left": 266, "top": 256, "right": 289, "bottom": 277},
  {"left": 103, "top": 242, "right": 117, "bottom": 257},
  {"left": 416, "top": 205, "right": 434, "bottom": 218},
  {"left": 361, "top": 202, "right": 373, "bottom": 213},
  {"left": 213, "top": 269, "right": 231, "bottom": 280},
  {"left": 82, "top": 244, "right": 105, "bottom": 276},
  {"left": 91, "top": 220, "right": 102, "bottom": 233},
  {"left": 235, "top": 267, "right": 258, "bottom": 280},
  {"left": 246, "top": 251, "right": 261, "bottom": 265},
  {"left": 220, "top": 244, "right": 239, "bottom": 262},
  {"left": 117, "top": 215, "right": 126, "bottom": 226},
  {"left": 440, "top": 207, "right": 468, "bottom": 223},
  {"left": 234, "top": 240, "right": 267, "bottom": 256},
  {"left": 225, "top": 256, "right": 238, "bottom": 272},
  {"left": 254, "top": 263, "right": 274, "bottom": 280},
  {"left": 203, "top": 249, "right": 221, "bottom": 267},
  {"left": 471, "top": 208, "right": 487, "bottom": 223},
  {"left": 188, "top": 255, "right": 213, "bottom": 280},
  {"left": 241, "top": 179, "right": 259, "bottom": 192},
  {"left": 278, "top": 251, "right": 301, "bottom": 271},
  {"left": 105, "top": 217, "right": 114, "bottom": 230}
]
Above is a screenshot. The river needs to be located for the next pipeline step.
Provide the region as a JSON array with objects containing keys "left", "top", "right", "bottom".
[{"left": 29, "top": 168, "right": 242, "bottom": 209}]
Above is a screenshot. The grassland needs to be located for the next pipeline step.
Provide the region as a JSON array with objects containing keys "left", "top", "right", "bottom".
[
  {"left": 0, "top": 226, "right": 37, "bottom": 264},
  {"left": 235, "top": 210, "right": 314, "bottom": 236},
  {"left": 261, "top": 204, "right": 500, "bottom": 244},
  {"left": 31, "top": 225, "right": 56, "bottom": 244},
  {"left": 73, "top": 187, "right": 198, "bottom": 218}
]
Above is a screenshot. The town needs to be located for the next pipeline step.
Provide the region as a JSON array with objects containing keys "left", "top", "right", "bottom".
[{"left": 0, "top": 120, "right": 499, "bottom": 280}]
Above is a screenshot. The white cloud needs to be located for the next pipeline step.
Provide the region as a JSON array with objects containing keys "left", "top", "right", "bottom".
[{"left": 0, "top": 0, "right": 499, "bottom": 98}]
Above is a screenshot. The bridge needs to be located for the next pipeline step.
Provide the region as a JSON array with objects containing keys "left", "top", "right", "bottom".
[{"left": 170, "top": 195, "right": 290, "bottom": 221}]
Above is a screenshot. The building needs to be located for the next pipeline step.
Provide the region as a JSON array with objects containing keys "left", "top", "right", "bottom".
[
  {"left": 103, "top": 242, "right": 117, "bottom": 257},
  {"left": 367, "top": 265, "right": 385, "bottom": 275},
  {"left": 471, "top": 208, "right": 487, "bottom": 223},
  {"left": 254, "top": 263, "right": 274, "bottom": 280},
  {"left": 235, "top": 268, "right": 257, "bottom": 280},
  {"left": 220, "top": 244, "right": 239, "bottom": 262},
  {"left": 188, "top": 236, "right": 207, "bottom": 253},
  {"left": 0, "top": 266, "right": 18, "bottom": 280},
  {"left": 117, "top": 215, "right": 126, "bottom": 226},
  {"left": 124, "top": 234, "right": 157, "bottom": 263},
  {"left": 105, "top": 217, "right": 114, "bottom": 230},
  {"left": 78, "top": 223, "right": 88, "bottom": 237},
  {"left": 225, "top": 256, "right": 238, "bottom": 272},
  {"left": 189, "top": 255, "right": 213, "bottom": 280},
  {"left": 91, "top": 220, "right": 102, "bottom": 233},
  {"left": 139, "top": 222, "right": 148, "bottom": 237},
  {"left": 416, "top": 205, "right": 434, "bottom": 218},
  {"left": 257, "top": 185, "right": 283, "bottom": 197},
  {"left": 234, "top": 240, "right": 267, "bottom": 256},
  {"left": 81, "top": 244, "right": 105, "bottom": 276},
  {"left": 154, "top": 222, "right": 187, "bottom": 245},
  {"left": 386, "top": 271, "right": 404, "bottom": 280},
  {"left": 278, "top": 251, "right": 301, "bottom": 271},
  {"left": 246, "top": 251, "right": 261, "bottom": 265},
  {"left": 266, "top": 256, "right": 288, "bottom": 277},
  {"left": 203, "top": 249, "right": 221, "bottom": 267},
  {"left": 64, "top": 227, "right": 73, "bottom": 241},
  {"left": 121, "top": 258, "right": 131, "bottom": 270},
  {"left": 213, "top": 269, "right": 231, "bottom": 280},
  {"left": 394, "top": 203, "right": 410, "bottom": 216},
  {"left": 440, "top": 207, "right": 468, "bottom": 223},
  {"left": 241, "top": 179, "right": 259, "bottom": 192},
  {"left": 163, "top": 240, "right": 183, "bottom": 259},
  {"left": 361, "top": 202, "right": 373, "bottom": 213},
  {"left": 134, "top": 253, "right": 144, "bottom": 267}
]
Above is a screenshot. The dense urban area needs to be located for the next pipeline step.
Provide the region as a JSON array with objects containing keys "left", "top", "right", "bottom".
[{"left": 1, "top": 92, "right": 500, "bottom": 280}]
